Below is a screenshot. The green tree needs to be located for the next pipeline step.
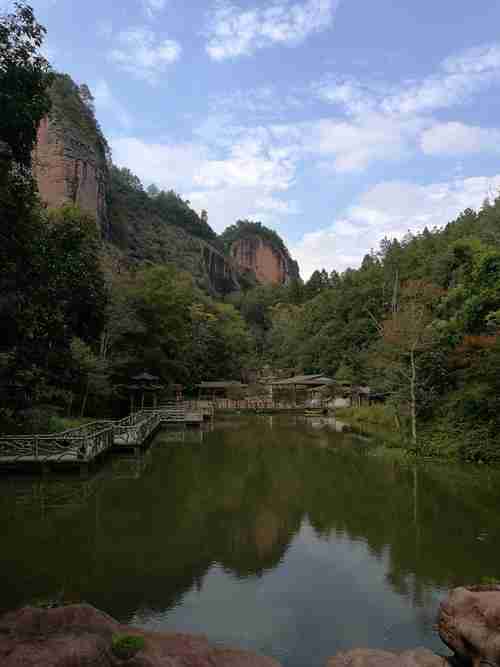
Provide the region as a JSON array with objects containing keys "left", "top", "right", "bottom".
[
  {"left": 0, "top": 1, "right": 53, "bottom": 168},
  {"left": 376, "top": 281, "right": 442, "bottom": 449}
]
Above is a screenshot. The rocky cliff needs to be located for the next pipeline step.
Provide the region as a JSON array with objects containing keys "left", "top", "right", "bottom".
[
  {"left": 230, "top": 236, "right": 297, "bottom": 285},
  {"left": 31, "top": 76, "right": 298, "bottom": 294},
  {"left": 32, "top": 75, "right": 109, "bottom": 234},
  {"left": 222, "top": 221, "right": 300, "bottom": 286},
  {"left": 31, "top": 75, "right": 253, "bottom": 295}
]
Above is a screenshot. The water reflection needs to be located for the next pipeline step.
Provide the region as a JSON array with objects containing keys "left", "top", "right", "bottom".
[{"left": 1, "top": 416, "right": 499, "bottom": 667}]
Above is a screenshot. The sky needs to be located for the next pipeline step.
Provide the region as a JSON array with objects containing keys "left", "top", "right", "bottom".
[{"left": 7, "top": 0, "right": 500, "bottom": 278}]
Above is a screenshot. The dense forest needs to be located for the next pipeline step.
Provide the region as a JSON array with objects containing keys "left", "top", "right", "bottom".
[
  {"left": 2, "top": 3, "right": 500, "bottom": 463},
  {"left": 229, "top": 203, "right": 500, "bottom": 462}
]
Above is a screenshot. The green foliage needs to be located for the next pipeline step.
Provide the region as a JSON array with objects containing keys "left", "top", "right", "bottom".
[
  {"left": 244, "top": 196, "right": 500, "bottom": 461},
  {"left": 0, "top": 2, "right": 53, "bottom": 168},
  {"left": 154, "top": 189, "right": 217, "bottom": 241},
  {"left": 111, "top": 634, "right": 145, "bottom": 660},
  {"left": 108, "top": 264, "right": 253, "bottom": 392},
  {"left": 0, "top": 203, "right": 108, "bottom": 431},
  {"left": 48, "top": 73, "right": 109, "bottom": 161},
  {"left": 108, "top": 166, "right": 217, "bottom": 253},
  {"left": 335, "top": 405, "right": 396, "bottom": 428}
]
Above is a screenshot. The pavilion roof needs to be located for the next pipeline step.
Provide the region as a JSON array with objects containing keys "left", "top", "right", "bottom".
[
  {"left": 197, "top": 381, "right": 248, "bottom": 389},
  {"left": 269, "top": 374, "right": 334, "bottom": 387}
]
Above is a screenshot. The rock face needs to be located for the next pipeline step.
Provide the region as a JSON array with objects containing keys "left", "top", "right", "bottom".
[
  {"left": 230, "top": 237, "right": 298, "bottom": 286},
  {"left": 33, "top": 114, "right": 108, "bottom": 234},
  {"left": 438, "top": 585, "right": 500, "bottom": 666},
  {"left": 202, "top": 243, "right": 245, "bottom": 294},
  {"left": 0, "top": 603, "right": 282, "bottom": 667},
  {"left": 327, "top": 649, "right": 446, "bottom": 666}
]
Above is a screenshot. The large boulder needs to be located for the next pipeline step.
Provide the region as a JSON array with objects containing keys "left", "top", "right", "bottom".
[
  {"left": 327, "top": 648, "right": 446, "bottom": 666},
  {"left": 438, "top": 585, "right": 500, "bottom": 666},
  {"left": 0, "top": 603, "right": 282, "bottom": 667}
]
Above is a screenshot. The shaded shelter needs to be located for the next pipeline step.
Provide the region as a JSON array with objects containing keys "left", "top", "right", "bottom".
[
  {"left": 197, "top": 381, "right": 248, "bottom": 401},
  {"left": 269, "top": 374, "right": 334, "bottom": 406},
  {"left": 129, "top": 372, "right": 164, "bottom": 411}
]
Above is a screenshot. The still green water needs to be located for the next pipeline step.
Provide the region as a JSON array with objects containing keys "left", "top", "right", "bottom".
[{"left": 1, "top": 415, "right": 500, "bottom": 666}]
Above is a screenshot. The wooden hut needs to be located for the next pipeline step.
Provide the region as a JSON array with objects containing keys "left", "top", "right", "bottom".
[
  {"left": 196, "top": 381, "right": 248, "bottom": 401},
  {"left": 269, "top": 374, "right": 335, "bottom": 406}
]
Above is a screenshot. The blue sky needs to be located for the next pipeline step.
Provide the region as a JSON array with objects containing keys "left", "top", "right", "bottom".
[{"left": 9, "top": 0, "right": 500, "bottom": 277}]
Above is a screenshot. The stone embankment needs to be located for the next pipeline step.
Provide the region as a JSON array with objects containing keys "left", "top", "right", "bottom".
[{"left": 1, "top": 586, "right": 500, "bottom": 666}]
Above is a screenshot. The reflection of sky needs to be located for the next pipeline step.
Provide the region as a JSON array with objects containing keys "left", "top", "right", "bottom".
[{"left": 133, "top": 521, "right": 446, "bottom": 667}]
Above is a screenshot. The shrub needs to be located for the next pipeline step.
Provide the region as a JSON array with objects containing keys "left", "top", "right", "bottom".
[{"left": 111, "top": 634, "right": 145, "bottom": 660}]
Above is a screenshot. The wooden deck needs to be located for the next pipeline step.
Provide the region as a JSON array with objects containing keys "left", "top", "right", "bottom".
[{"left": 0, "top": 403, "right": 207, "bottom": 472}]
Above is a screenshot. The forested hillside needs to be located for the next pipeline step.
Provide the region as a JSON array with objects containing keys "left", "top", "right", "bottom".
[{"left": 228, "top": 201, "right": 500, "bottom": 461}]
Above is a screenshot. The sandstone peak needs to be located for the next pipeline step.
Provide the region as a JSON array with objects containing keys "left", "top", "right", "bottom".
[{"left": 221, "top": 220, "right": 300, "bottom": 286}]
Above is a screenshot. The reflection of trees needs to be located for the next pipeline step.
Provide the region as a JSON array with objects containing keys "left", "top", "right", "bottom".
[{"left": 1, "top": 417, "right": 500, "bottom": 620}]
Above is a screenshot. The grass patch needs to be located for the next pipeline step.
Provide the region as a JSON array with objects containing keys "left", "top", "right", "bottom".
[
  {"left": 47, "top": 416, "right": 96, "bottom": 433},
  {"left": 334, "top": 404, "right": 398, "bottom": 429}
]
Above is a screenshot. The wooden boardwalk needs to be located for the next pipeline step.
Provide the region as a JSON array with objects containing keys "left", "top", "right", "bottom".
[{"left": 0, "top": 403, "right": 209, "bottom": 472}]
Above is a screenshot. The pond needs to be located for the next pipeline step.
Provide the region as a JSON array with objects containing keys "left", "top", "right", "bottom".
[{"left": 1, "top": 415, "right": 500, "bottom": 667}]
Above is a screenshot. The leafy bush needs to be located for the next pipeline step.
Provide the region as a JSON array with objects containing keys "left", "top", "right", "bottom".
[{"left": 111, "top": 634, "right": 145, "bottom": 660}]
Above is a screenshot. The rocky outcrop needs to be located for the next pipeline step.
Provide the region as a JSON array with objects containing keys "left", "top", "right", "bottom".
[
  {"left": 202, "top": 242, "right": 246, "bottom": 294},
  {"left": 230, "top": 236, "right": 298, "bottom": 286},
  {"left": 438, "top": 585, "right": 500, "bottom": 666},
  {"left": 33, "top": 114, "right": 108, "bottom": 234},
  {"left": 0, "top": 603, "right": 282, "bottom": 667},
  {"left": 327, "top": 649, "right": 446, "bottom": 666}
]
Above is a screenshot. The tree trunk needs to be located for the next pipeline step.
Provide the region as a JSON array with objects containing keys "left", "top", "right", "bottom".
[
  {"left": 80, "top": 379, "right": 90, "bottom": 418},
  {"left": 67, "top": 393, "right": 74, "bottom": 418},
  {"left": 409, "top": 347, "right": 417, "bottom": 450},
  {"left": 100, "top": 331, "right": 109, "bottom": 361}
]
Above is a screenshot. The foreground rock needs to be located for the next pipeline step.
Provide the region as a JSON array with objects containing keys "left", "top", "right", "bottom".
[
  {"left": 0, "top": 603, "right": 281, "bottom": 667},
  {"left": 327, "top": 648, "right": 446, "bottom": 666},
  {"left": 438, "top": 585, "right": 500, "bottom": 667}
]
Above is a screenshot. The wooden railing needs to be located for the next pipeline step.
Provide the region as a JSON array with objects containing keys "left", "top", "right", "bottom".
[
  {"left": 157, "top": 402, "right": 187, "bottom": 422},
  {"left": 113, "top": 410, "right": 161, "bottom": 446},
  {"left": 183, "top": 400, "right": 215, "bottom": 419},
  {"left": 208, "top": 398, "right": 301, "bottom": 410},
  {"left": 0, "top": 403, "right": 213, "bottom": 469},
  {"left": 0, "top": 422, "right": 114, "bottom": 465}
]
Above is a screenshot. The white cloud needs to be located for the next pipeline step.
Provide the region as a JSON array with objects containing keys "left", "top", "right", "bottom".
[
  {"left": 383, "top": 44, "right": 500, "bottom": 116},
  {"left": 206, "top": 0, "right": 340, "bottom": 61},
  {"left": 111, "top": 137, "right": 210, "bottom": 191},
  {"left": 420, "top": 122, "right": 500, "bottom": 156},
  {"left": 143, "top": 0, "right": 166, "bottom": 19},
  {"left": 316, "top": 78, "right": 386, "bottom": 116},
  {"left": 291, "top": 176, "right": 500, "bottom": 279},
  {"left": 318, "top": 43, "right": 500, "bottom": 119},
  {"left": 188, "top": 187, "right": 296, "bottom": 230},
  {"left": 311, "top": 114, "right": 425, "bottom": 172},
  {"left": 110, "top": 130, "right": 298, "bottom": 231},
  {"left": 93, "top": 80, "right": 133, "bottom": 129},
  {"left": 313, "top": 42, "right": 500, "bottom": 170},
  {"left": 108, "top": 28, "right": 181, "bottom": 83},
  {"left": 267, "top": 112, "right": 426, "bottom": 174}
]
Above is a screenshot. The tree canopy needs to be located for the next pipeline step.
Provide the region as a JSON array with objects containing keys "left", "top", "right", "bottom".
[{"left": 0, "top": 2, "right": 53, "bottom": 168}]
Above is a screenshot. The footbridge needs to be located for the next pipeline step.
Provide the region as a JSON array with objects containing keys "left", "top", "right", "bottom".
[{"left": 0, "top": 402, "right": 212, "bottom": 472}]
